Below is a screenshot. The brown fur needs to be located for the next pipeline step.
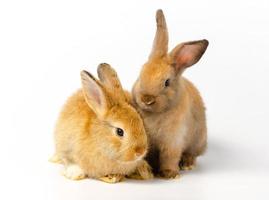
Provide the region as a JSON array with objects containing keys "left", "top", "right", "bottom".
[
  {"left": 132, "top": 10, "right": 208, "bottom": 178},
  {"left": 52, "top": 64, "right": 153, "bottom": 182}
]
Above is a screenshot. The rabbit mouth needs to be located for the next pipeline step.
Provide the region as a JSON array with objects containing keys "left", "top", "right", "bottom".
[
  {"left": 116, "top": 152, "right": 146, "bottom": 164},
  {"left": 136, "top": 96, "right": 170, "bottom": 113},
  {"left": 135, "top": 98, "right": 155, "bottom": 112}
]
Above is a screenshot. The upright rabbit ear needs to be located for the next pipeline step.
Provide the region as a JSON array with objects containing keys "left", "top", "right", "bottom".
[
  {"left": 81, "top": 70, "right": 110, "bottom": 117},
  {"left": 169, "top": 40, "right": 209, "bottom": 72},
  {"left": 97, "top": 63, "right": 126, "bottom": 102},
  {"left": 149, "top": 9, "right": 168, "bottom": 60}
]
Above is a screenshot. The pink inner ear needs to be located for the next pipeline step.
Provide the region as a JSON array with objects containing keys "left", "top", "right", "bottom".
[
  {"left": 176, "top": 45, "right": 199, "bottom": 68},
  {"left": 91, "top": 87, "right": 101, "bottom": 105},
  {"left": 176, "top": 49, "right": 193, "bottom": 67},
  {"left": 174, "top": 41, "right": 207, "bottom": 70}
]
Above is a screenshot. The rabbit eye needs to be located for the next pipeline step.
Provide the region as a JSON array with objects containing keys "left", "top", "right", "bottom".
[
  {"left": 116, "top": 128, "right": 124, "bottom": 137},
  {"left": 164, "top": 79, "right": 170, "bottom": 87}
]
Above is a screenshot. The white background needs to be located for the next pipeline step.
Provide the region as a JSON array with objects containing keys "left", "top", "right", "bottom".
[{"left": 0, "top": 0, "right": 269, "bottom": 199}]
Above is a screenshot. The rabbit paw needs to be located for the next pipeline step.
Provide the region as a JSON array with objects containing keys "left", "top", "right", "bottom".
[
  {"left": 179, "top": 154, "right": 196, "bottom": 171},
  {"left": 49, "top": 154, "right": 62, "bottom": 164},
  {"left": 62, "top": 165, "right": 86, "bottom": 180},
  {"left": 99, "top": 174, "right": 124, "bottom": 183},
  {"left": 159, "top": 169, "right": 180, "bottom": 179},
  {"left": 129, "top": 160, "right": 153, "bottom": 180}
]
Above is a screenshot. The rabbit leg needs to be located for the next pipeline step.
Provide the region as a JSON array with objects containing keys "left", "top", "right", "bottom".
[
  {"left": 159, "top": 148, "right": 181, "bottom": 179},
  {"left": 179, "top": 153, "right": 196, "bottom": 170},
  {"left": 127, "top": 160, "right": 154, "bottom": 180},
  {"left": 179, "top": 127, "right": 207, "bottom": 170},
  {"left": 98, "top": 174, "right": 124, "bottom": 183},
  {"left": 62, "top": 164, "right": 86, "bottom": 180}
]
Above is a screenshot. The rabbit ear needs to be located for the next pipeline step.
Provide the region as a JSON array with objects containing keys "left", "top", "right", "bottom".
[
  {"left": 149, "top": 9, "right": 168, "bottom": 60},
  {"left": 81, "top": 70, "right": 110, "bottom": 117},
  {"left": 97, "top": 63, "right": 126, "bottom": 102},
  {"left": 169, "top": 40, "right": 209, "bottom": 72}
]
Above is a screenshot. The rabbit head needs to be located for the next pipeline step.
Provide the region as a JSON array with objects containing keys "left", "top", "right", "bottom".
[
  {"left": 81, "top": 64, "right": 147, "bottom": 162},
  {"left": 132, "top": 10, "right": 209, "bottom": 113}
]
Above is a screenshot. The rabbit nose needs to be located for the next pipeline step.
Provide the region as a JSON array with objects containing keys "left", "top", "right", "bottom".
[
  {"left": 135, "top": 146, "right": 146, "bottom": 157},
  {"left": 141, "top": 94, "right": 156, "bottom": 105}
]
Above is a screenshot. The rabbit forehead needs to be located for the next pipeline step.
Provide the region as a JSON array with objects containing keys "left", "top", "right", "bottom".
[
  {"left": 139, "top": 58, "right": 173, "bottom": 93},
  {"left": 106, "top": 104, "right": 145, "bottom": 134}
]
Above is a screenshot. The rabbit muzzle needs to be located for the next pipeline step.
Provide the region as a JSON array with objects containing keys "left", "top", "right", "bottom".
[{"left": 141, "top": 94, "right": 156, "bottom": 106}]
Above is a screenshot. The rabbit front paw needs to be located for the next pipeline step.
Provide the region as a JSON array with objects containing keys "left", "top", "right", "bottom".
[
  {"left": 179, "top": 154, "right": 196, "bottom": 170},
  {"left": 99, "top": 174, "right": 124, "bottom": 183},
  {"left": 159, "top": 169, "right": 180, "bottom": 179},
  {"left": 129, "top": 160, "right": 153, "bottom": 180}
]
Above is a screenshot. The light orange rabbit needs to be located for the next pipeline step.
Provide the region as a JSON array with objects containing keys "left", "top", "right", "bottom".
[
  {"left": 50, "top": 63, "right": 152, "bottom": 183},
  {"left": 132, "top": 10, "right": 209, "bottom": 178}
]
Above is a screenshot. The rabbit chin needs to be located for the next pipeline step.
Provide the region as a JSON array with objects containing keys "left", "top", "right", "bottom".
[{"left": 117, "top": 156, "right": 144, "bottom": 164}]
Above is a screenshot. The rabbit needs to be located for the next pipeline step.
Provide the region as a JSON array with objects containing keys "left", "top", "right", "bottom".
[
  {"left": 50, "top": 63, "right": 153, "bottom": 183},
  {"left": 132, "top": 9, "right": 209, "bottom": 178}
]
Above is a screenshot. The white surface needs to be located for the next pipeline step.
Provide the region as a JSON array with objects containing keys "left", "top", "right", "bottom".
[{"left": 0, "top": 0, "right": 269, "bottom": 199}]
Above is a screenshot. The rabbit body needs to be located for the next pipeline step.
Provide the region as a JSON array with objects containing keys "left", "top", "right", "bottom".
[
  {"left": 133, "top": 76, "right": 207, "bottom": 177},
  {"left": 132, "top": 10, "right": 208, "bottom": 178},
  {"left": 52, "top": 64, "right": 152, "bottom": 183},
  {"left": 54, "top": 90, "right": 144, "bottom": 178}
]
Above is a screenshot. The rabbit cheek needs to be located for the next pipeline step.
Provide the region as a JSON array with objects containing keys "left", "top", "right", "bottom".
[
  {"left": 147, "top": 95, "right": 168, "bottom": 113},
  {"left": 121, "top": 149, "right": 137, "bottom": 162},
  {"left": 122, "top": 145, "right": 147, "bottom": 162},
  {"left": 164, "top": 88, "right": 177, "bottom": 107},
  {"left": 103, "top": 137, "right": 122, "bottom": 159}
]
